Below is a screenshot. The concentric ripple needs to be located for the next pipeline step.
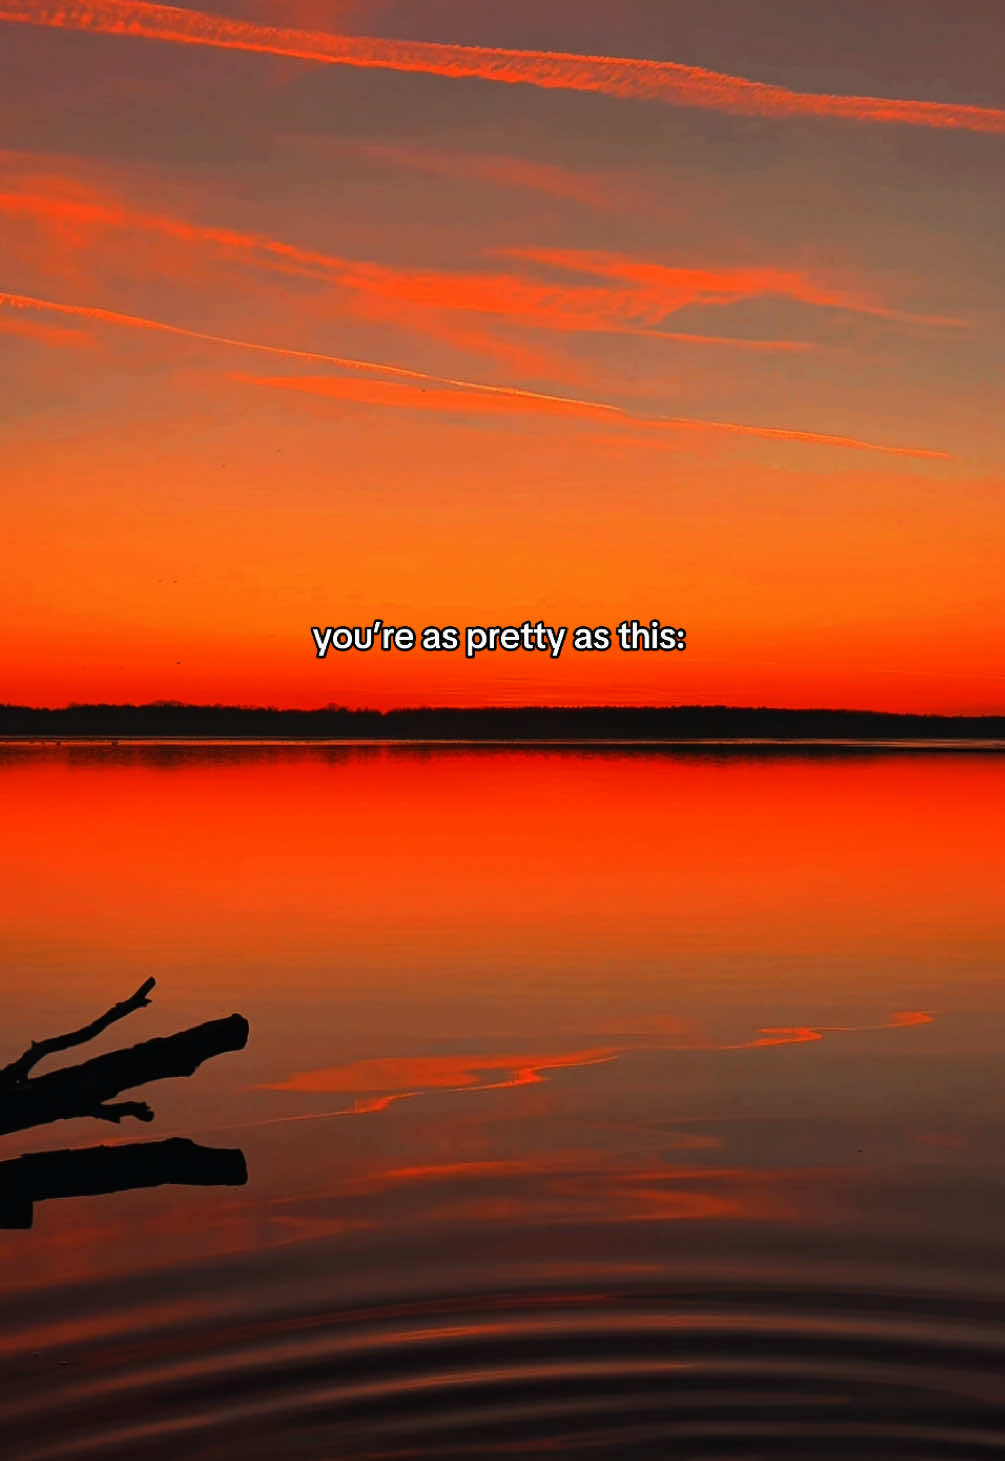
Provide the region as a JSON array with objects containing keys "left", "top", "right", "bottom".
[{"left": 4, "top": 1267, "right": 1005, "bottom": 1459}]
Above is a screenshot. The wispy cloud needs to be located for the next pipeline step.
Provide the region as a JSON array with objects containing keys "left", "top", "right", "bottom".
[
  {"left": 0, "top": 311, "right": 94, "bottom": 347},
  {"left": 1, "top": 181, "right": 944, "bottom": 348},
  {"left": 351, "top": 141, "right": 617, "bottom": 208},
  {"left": 3, "top": 0, "right": 1003, "bottom": 133},
  {"left": 506, "top": 248, "right": 970, "bottom": 330}
]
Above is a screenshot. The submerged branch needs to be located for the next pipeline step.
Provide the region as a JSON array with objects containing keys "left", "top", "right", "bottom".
[{"left": 0, "top": 1138, "right": 247, "bottom": 1228}]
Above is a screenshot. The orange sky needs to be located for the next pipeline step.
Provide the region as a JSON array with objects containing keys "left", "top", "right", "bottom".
[{"left": 1, "top": 0, "right": 1003, "bottom": 710}]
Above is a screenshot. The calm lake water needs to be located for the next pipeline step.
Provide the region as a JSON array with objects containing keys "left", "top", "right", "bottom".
[{"left": 2, "top": 745, "right": 1004, "bottom": 1458}]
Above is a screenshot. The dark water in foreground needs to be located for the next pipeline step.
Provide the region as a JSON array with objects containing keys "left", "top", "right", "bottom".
[{"left": 1, "top": 746, "right": 1004, "bottom": 1458}]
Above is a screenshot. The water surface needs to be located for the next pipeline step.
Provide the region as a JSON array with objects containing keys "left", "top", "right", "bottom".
[{"left": 2, "top": 746, "right": 1004, "bottom": 1458}]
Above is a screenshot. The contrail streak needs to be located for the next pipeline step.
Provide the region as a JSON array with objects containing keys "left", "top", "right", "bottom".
[
  {"left": 3, "top": 0, "right": 1004, "bottom": 133},
  {"left": 0, "top": 288, "right": 615, "bottom": 409},
  {"left": 0, "top": 289, "right": 949, "bottom": 457},
  {"left": 239, "top": 373, "right": 950, "bottom": 458}
]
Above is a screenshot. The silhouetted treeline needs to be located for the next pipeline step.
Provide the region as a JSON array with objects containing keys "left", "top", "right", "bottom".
[{"left": 2, "top": 703, "right": 1004, "bottom": 740}]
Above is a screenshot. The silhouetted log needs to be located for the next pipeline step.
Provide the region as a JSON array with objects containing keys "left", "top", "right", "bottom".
[
  {"left": 0, "top": 978, "right": 156, "bottom": 1088},
  {"left": 0, "top": 1138, "right": 247, "bottom": 1228},
  {"left": 0, "top": 1015, "right": 249, "bottom": 1137},
  {"left": 91, "top": 1100, "right": 156, "bottom": 1124}
]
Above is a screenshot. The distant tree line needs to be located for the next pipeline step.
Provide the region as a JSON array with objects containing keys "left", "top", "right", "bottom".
[{"left": 1, "top": 703, "right": 1003, "bottom": 740}]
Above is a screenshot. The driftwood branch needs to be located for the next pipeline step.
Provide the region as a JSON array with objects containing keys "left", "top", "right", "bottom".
[
  {"left": 0, "top": 1138, "right": 247, "bottom": 1228},
  {"left": 0, "top": 1015, "right": 250, "bottom": 1137},
  {"left": 91, "top": 1101, "right": 155, "bottom": 1124},
  {"left": 0, "top": 977, "right": 156, "bottom": 1087}
]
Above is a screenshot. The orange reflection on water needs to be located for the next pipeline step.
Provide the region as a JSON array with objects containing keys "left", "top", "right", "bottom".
[
  {"left": 1, "top": 745, "right": 1003, "bottom": 1329},
  {"left": 2, "top": 748, "right": 1003, "bottom": 1027},
  {"left": 269, "top": 1152, "right": 806, "bottom": 1232},
  {"left": 261, "top": 1011, "right": 932, "bottom": 1117},
  {"left": 729, "top": 1010, "right": 933, "bottom": 1051},
  {"left": 267, "top": 1048, "right": 620, "bottom": 1096}
]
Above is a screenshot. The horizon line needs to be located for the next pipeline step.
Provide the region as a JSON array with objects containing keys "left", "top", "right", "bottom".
[{"left": 4, "top": 703, "right": 1004, "bottom": 721}]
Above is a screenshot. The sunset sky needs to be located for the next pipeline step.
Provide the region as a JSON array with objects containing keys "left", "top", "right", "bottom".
[{"left": 1, "top": 0, "right": 1003, "bottom": 711}]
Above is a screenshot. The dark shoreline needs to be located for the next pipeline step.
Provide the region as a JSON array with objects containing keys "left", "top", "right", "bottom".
[{"left": 2, "top": 704, "right": 1004, "bottom": 743}]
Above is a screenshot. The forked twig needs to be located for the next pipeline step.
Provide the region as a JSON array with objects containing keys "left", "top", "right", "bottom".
[
  {"left": 0, "top": 1014, "right": 250, "bottom": 1137},
  {"left": 0, "top": 978, "right": 156, "bottom": 1087}
]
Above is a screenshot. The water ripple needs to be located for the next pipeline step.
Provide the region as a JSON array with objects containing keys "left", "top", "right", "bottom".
[{"left": 4, "top": 1273, "right": 1004, "bottom": 1459}]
